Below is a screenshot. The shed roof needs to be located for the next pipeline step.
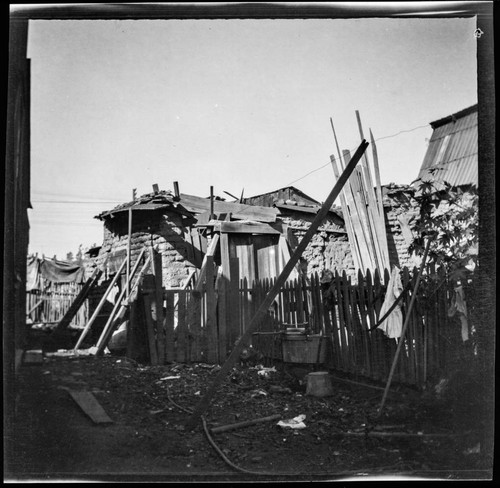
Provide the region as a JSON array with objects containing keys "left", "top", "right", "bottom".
[
  {"left": 178, "top": 193, "right": 279, "bottom": 223},
  {"left": 95, "top": 190, "right": 191, "bottom": 220},
  {"left": 417, "top": 104, "right": 478, "bottom": 188},
  {"left": 242, "top": 186, "right": 320, "bottom": 207}
]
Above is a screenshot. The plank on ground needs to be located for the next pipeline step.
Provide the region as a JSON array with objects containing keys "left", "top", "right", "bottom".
[{"left": 68, "top": 390, "right": 113, "bottom": 424}]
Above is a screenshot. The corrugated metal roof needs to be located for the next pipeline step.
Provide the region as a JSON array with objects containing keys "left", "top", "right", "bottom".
[{"left": 417, "top": 105, "right": 478, "bottom": 187}]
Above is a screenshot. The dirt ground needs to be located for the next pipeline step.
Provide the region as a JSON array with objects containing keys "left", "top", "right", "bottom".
[{"left": 4, "top": 329, "right": 493, "bottom": 482}]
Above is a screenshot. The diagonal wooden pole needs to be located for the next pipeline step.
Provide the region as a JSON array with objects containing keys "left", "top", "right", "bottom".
[
  {"left": 376, "top": 238, "right": 431, "bottom": 418},
  {"left": 185, "top": 139, "right": 369, "bottom": 430}
]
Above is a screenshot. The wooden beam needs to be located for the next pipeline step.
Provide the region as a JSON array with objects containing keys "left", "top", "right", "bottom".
[
  {"left": 73, "top": 256, "right": 128, "bottom": 351},
  {"left": 69, "top": 390, "right": 113, "bottom": 424},
  {"left": 370, "top": 128, "right": 391, "bottom": 271},
  {"left": 185, "top": 139, "right": 368, "bottom": 429},
  {"left": 54, "top": 267, "right": 103, "bottom": 332},
  {"left": 377, "top": 239, "right": 431, "bottom": 418},
  {"left": 210, "top": 413, "right": 281, "bottom": 434},
  {"left": 149, "top": 247, "right": 165, "bottom": 364},
  {"left": 205, "top": 256, "right": 218, "bottom": 363},
  {"left": 195, "top": 234, "right": 220, "bottom": 292},
  {"left": 218, "top": 221, "right": 282, "bottom": 235},
  {"left": 329, "top": 154, "right": 361, "bottom": 272},
  {"left": 342, "top": 150, "right": 374, "bottom": 272},
  {"left": 94, "top": 250, "right": 150, "bottom": 355}
]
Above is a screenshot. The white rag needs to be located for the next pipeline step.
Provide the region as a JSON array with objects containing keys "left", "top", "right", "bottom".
[{"left": 378, "top": 266, "right": 404, "bottom": 339}]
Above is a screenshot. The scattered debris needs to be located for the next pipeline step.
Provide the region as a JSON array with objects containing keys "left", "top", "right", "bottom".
[
  {"left": 211, "top": 414, "right": 282, "bottom": 434},
  {"left": 464, "top": 443, "right": 481, "bottom": 455},
  {"left": 277, "top": 414, "right": 307, "bottom": 430},
  {"left": 256, "top": 366, "right": 277, "bottom": 378},
  {"left": 23, "top": 350, "right": 43, "bottom": 364}
]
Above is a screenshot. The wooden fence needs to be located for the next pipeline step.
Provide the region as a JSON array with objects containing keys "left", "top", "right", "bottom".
[
  {"left": 133, "top": 263, "right": 467, "bottom": 388},
  {"left": 246, "top": 266, "right": 465, "bottom": 387},
  {"left": 26, "top": 282, "right": 88, "bottom": 328}
]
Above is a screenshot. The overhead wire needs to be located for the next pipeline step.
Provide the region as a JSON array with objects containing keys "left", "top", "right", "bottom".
[{"left": 286, "top": 122, "right": 430, "bottom": 187}]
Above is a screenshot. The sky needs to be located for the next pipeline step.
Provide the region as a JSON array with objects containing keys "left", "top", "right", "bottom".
[{"left": 24, "top": 13, "right": 478, "bottom": 259}]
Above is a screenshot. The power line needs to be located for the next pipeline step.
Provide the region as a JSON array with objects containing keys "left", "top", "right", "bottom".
[
  {"left": 286, "top": 122, "right": 430, "bottom": 186},
  {"left": 31, "top": 200, "right": 122, "bottom": 204}
]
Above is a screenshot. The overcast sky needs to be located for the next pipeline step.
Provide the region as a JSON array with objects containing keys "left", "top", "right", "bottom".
[{"left": 25, "top": 15, "right": 478, "bottom": 259}]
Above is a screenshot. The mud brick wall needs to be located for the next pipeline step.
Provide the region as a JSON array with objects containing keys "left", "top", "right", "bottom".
[
  {"left": 278, "top": 211, "right": 355, "bottom": 278},
  {"left": 383, "top": 191, "right": 421, "bottom": 270},
  {"left": 96, "top": 210, "right": 197, "bottom": 289}
]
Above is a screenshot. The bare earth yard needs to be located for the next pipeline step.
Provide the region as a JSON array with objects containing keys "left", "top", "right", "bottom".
[{"left": 5, "top": 336, "right": 492, "bottom": 482}]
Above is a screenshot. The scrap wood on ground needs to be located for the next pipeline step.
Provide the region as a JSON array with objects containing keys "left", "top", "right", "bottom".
[{"left": 8, "top": 348, "right": 489, "bottom": 480}]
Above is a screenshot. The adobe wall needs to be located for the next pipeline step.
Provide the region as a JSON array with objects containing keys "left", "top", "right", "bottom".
[
  {"left": 96, "top": 210, "right": 197, "bottom": 288},
  {"left": 278, "top": 211, "right": 355, "bottom": 278}
]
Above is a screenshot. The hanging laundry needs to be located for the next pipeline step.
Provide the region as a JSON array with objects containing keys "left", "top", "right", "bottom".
[
  {"left": 448, "top": 285, "right": 469, "bottom": 342},
  {"left": 378, "top": 266, "right": 404, "bottom": 339}
]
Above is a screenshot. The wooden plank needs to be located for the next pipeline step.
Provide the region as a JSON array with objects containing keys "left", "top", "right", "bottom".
[
  {"left": 196, "top": 234, "right": 220, "bottom": 291},
  {"left": 205, "top": 256, "right": 218, "bottom": 363},
  {"left": 341, "top": 271, "right": 355, "bottom": 373},
  {"left": 355, "top": 111, "right": 387, "bottom": 273},
  {"left": 95, "top": 254, "right": 151, "bottom": 355},
  {"left": 342, "top": 150, "right": 373, "bottom": 272},
  {"left": 164, "top": 292, "right": 175, "bottom": 362},
  {"left": 188, "top": 289, "right": 202, "bottom": 362},
  {"left": 176, "top": 290, "right": 187, "bottom": 363},
  {"left": 330, "top": 154, "right": 362, "bottom": 272},
  {"left": 73, "top": 256, "right": 129, "bottom": 351},
  {"left": 23, "top": 349, "right": 43, "bottom": 365},
  {"left": 278, "top": 235, "right": 299, "bottom": 280},
  {"left": 333, "top": 271, "right": 347, "bottom": 372},
  {"left": 369, "top": 128, "right": 391, "bottom": 270},
  {"left": 356, "top": 270, "right": 371, "bottom": 377},
  {"left": 323, "top": 278, "right": 340, "bottom": 370},
  {"left": 69, "top": 390, "right": 113, "bottom": 424},
  {"left": 211, "top": 414, "right": 282, "bottom": 434},
  {"left": 55, "top": 268, "right": 102, "bottom": 332},
  {"left": 179, "top": 193, "right": 279, "bottom": 223},
  {"left": 218, "top": 221, "right": 282, "bottom": 235},
  {"left": 227, "top": 257, "right": 240, "bottom": 351},
  {"left": 220, "top": 232, "right": 231, "bottom": 280},
  {"left": 143, "top": 292, "right": 159, "bottom": 365},
  {"left": 149, "top": 247, "right": 165, "bottom": 365},
  {"left": 186, "top": 140, "right": 369, "bottom": 428},
  {"left": 217, "top": 272, "right": 227, "bottom": 362}
]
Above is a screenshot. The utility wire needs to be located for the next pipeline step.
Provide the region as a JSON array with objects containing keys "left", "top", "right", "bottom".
[{"left": 286, "top": 122, "right": 430, "bottom": 186}]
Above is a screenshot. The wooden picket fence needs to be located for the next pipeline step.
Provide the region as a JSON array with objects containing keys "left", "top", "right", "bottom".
[
  {"left": 26, "top": 282, "right": 88, "bottom": 327},
  {"left": 245, "top": 266, "right": 463, "bottom": 387},
  {"left": 132, "top": 261, "right": 467, "bottom": 388}
]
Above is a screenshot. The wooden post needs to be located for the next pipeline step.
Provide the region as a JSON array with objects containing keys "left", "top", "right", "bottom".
[
  {"left": 73, "top": 256, "right": 128, "bottom": 351},
  {"left": 205, "top": 256, "right": 218, "bottom": 363},
  {"left": 127, "top": 206, "right": 132, "bottom": 298},
  {"left": 164, "top": 291, "right": 175, "bottom": 362},
  {"left": 210, "top": 185, "right": 214, "bottom": 220},
  {"left": 377, "top": 240, "right": 431, "bottom": 417},
  {"left": 217, "top": 272, "right": 227, "bottom": 362},
  {"left": 173, "top": 181, "right": 180, "bottom": 200},
  {"left": 149, "top": 246, "right": 165, "bottom": 364},
  {"left": 185, "top": 139, "right": 369, "bottom": 429}
]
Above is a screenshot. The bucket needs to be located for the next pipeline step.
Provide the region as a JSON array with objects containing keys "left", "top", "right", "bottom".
[
  {"left": 306, "top": 371, "right": 334, "bottom": 397},
  {"left": 282, "top": 334, "right": 326, "bottom": 364}
]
